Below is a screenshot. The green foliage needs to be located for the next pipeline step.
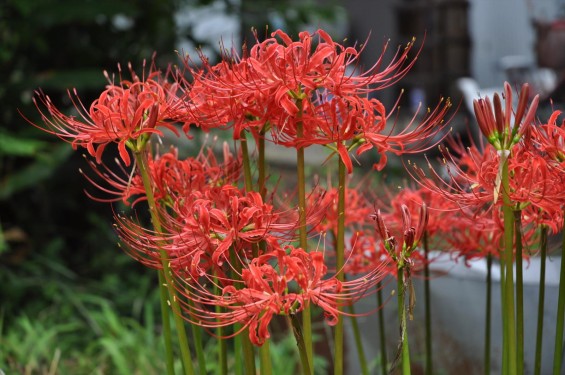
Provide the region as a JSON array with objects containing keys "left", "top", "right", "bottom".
[
  {"left": 0, "top": 292, "right": 172, "bottom": 374},
  {"left": 0, "top": 2, "right": 348, "bottom": 374}
]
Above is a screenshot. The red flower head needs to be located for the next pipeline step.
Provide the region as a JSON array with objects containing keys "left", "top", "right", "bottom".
[
  {"left": 80, "top": 142, "right": 241, "bottom": 206},
  {"left": 411, "top": 135, "right": 565, "bottom": 220},
  {"left": 313, "top": 184, "right": 373, "bottom": 235},
  {"left": 183, "top": 29, "right": 423, "bottom": 158},
  {"left": 533, "top": 110, "right": 565, "bottom": 163},
  {"left": 473, "top": 82, "right": 539, "bottom": 150},
  {"left": 28, "top": 61, "right": 185, "bottom": 166},
  {"left": 171, "top": 243, "right": 388, "bottom": 346},
  {"left": 371, "top": 203, "right": 428, "bottom": 268}
]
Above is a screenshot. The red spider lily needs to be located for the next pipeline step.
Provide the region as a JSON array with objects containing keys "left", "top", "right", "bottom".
[
  {"left": 441, "top": 207, "right": 504, "bottom": 262},
  {"left": 185, "top": 58, "right": 270, "bottom": 137},
  {"left": 116, "top": 184, "right": 329, "bottom": 278},
  {"left": 356, "top": 97, "right": 453, "bottom": 172},
  {"left": 533, "top": 110, "right": 565, "bottom": 163},
  {"left": 312, "top": 184, "right": 373, "bottom": 235},
  {"left": 170, "top": 244, "right": 389, "bottom": 346},
  {"left": 247, "top": 29, "right": 418, "bottom": 103},
  {"left": 445, "top": 203, "right": 544, "bottom": 263},
  {"left": 116, "top": 185, "right": 278, "bottom": 275},
  {"left": 408, "top": 139, "right": 496, "bottom": 212},
  {"left": 522, "top": 203, "right": 565, "bottom": 235},
  {"left": 80, "top": 143, "right": 241, "bottom": 206},
  {"left": 28, "top": 62, "right": 185, "bottom": 166},
  {"left": 382, "top": 185, "right": 456, "bottom": 239},
  {"left": 371, "top": 203, "right": 429, "bottom": 266},
  {"left": 510, "top": 146, "right": 565, "bottom": 215},
  {"left": 411, "top": 137, "right": 565, "bottom": 219},
  {"left": 343, "top": 230, "right": 395, "bottom": 276},
  {"left": 473, "top": 82, "right": 539, "bottom": 150},
  {"left": 183, "top": 29, "right": 420, "bottom": 149}
]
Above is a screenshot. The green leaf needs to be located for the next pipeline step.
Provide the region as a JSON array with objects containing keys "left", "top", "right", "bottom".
[
  {"left": 99, "top": 337, "right": 132, "bottom": 375},
  {"left": 0, "top": 130, "right": 49, "bottom": 157},
  {"left": 0, "top": 143, "right": 72, "bottom": 199}
]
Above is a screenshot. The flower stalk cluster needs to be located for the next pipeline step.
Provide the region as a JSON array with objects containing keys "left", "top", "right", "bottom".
[
  {"left": 30, "top": 27, "right": 565, "bottom": 375},
  {"left": 28, "top": 29, "right": 454, "bottom": 375}
]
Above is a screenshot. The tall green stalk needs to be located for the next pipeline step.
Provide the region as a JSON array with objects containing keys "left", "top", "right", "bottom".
[
  {"left": 534, "top": 225, "right": 548, "bottom": 375},
  {"left": 296, "top": 119, "right": 313, "bottom": 374},
  {"left": 333, "top": 156, "right": 346, "bottom": 375},
  {"left": 397, "top": 267, "right": 411, "bottom": 375},
  {"left": 484, "top": 253, "right": 492, "bottom": 375},
  {"left": 553, "top": 213, "right": 565, "bottom": 375},
  {"left": 330, "top": 227, "right": 368, "bottom": 375},
  {"left": 377, "top": 283, "right": 388, "bottom": 375},
  {"left": 228, "top": 247, "right": 256, "bottom": 375},
  {"left": 134, "top": 150, "right": 195, "bottom": 375},
  {"left": 260, "top": 340, "right": 273, "bottom": 375},
  {"left": 240, "top": 135, "right": 254, "bottom": 193},
  {"left": 258, "top": 126, "right": 266, "bottom": 199},
  {"left": 241, "top": 334, "right": 256, "bottom": 375},
  {"left": 234, "top": 334, "right": 243, "bottom": 375},
  {"left": 256, "top": 128, "right": 273, "bottom": 375},
  {"left": 501, "top": 157, "right": 517, "bottom": 375},
  {"left": 288, "top": 313, "right": 312, "bottom": 375},
  {"left": 213, "top": 273, "right": 228, "bottom": 375},
  {"left": 239, "top": 135, "right": 261, "bottom": 375},
  {"left": 190, "top": 304, "right": 207, "bottom": 375},
  {"left": 217, "top": 326, "right": 227, "bottom": 375},
  {"left": 500, "top": 251, "right": 508, "bottom": 375},
  {"left": 347, "top": 302, "right": 369, "bottom": 375},
  {"left": 514, "top": 208, "right": 524, "bottom": 375},
  {"left": 158, "top": 271, "right": 175, "bottom": 375},
  {"left": 423, "top": 232, "right": 432, "bottom": 375}
]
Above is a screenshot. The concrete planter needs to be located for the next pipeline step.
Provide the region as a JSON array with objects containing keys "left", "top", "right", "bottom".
[{"left": 346, "top": 253, "right": 563, "bottom": 375}]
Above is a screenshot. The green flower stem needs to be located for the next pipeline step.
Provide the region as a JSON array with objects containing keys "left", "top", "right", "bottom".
[
  {"left": 241, "top": 333, "right": 256, "bottom": 375},
  {"left": 333, "top": 155, "right": 346, "bottom": 375},
  {"left": 218, "top": 327, "right": 227, "bottom": 375},
  {"left": 258, "top": 127, "right": 266, "bottom": 199},
  {"left": 534, "top": 225, "right": 548, "bottom": 375},
  {"left": 158, "top": 271, "right": 175, "bottom": 375},
  {"left": 296, "top": 119, "right": 313, "bottom": 374},
  {"left": 257, "top": 129, "right": 272, "bottom": 375},
  {"left": 228, "top": 256, "right": 256, "bottom": 375},
  {"left": 397, "top": 266, "right": 411, "bottom": 375},
  {"left": 327, "top": 227, "right": 367, "bottom": 375},
  {"left": 347, "top": 287, "right": 369, "bottom": 375},
  {"left": 213, "top": 274, "right": 227, "bottom": 375},
  {"left": 553, "top": 213, "right": 565, "bottom": 375},
  {"left": 241, "top": 138, "right": 272, "bottom": 375},
  {"left": 514, "top": 209, "right": 524, "bottom": 375},
  {"left": 234, "top": 334, "right": 243, "bottom": 375},
  {"left": 288, "top": 313, "right": 313, "bottom": 375},
  {"left": 377, "top": 283, "right": 388, "bottom": 375},
  {"left": 190, "top": 309, "right": 207, "bottom": 375},
  {"left": 134, "top": 151, "right": 195, "bottom": 375},
  {"left": 500, "top": 251, "right": 508, "bottom": 375},
  {"left": 484, "top": 253, "right": 492, "bottom": 375},
  {"left": 260, "top": 338, "right": 273, "bottom": 375},
  {"left": 501, "top": 157, "right": 517, "bottom": 375},
  {"left": 423, "top": 232, "right": 432, "bottom": 375},
  {"left": 240, "top": 135, "right": 253, "bottom": 193}
]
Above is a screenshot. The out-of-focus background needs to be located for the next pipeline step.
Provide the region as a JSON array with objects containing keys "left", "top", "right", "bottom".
[{"left": 2, "top": 0, "right": 565, "bottom": 373}]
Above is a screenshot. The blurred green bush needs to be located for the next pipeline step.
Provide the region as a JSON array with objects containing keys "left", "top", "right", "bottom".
[{"left": 0, "top": 0, "right": 342, "bottom": 371}]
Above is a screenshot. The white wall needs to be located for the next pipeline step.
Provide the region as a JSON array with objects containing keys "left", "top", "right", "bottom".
[{"left": 469, "top": 0, "right": 559, "bottom": 87}]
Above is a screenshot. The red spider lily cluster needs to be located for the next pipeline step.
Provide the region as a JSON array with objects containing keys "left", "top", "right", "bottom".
[
  {"left": 408, "top": 82, "right": 565, "bottom": 261},
  {"left": 28, "top": 26, "right": 565, "bottom": 374},
  {"left": 27, "top": 29, "right": 455, "bottom": 349}
]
